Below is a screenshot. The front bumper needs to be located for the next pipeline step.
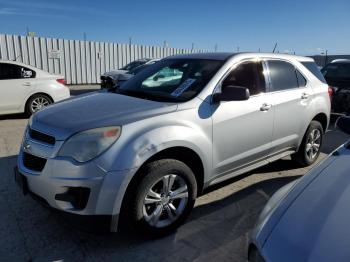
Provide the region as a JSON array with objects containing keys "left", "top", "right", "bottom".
[
  {"left": 14, "top": 166, "right": 113, "bottom": 232},
  {"left": 17, "top": 128, "right": 135, "bottom": 232}
]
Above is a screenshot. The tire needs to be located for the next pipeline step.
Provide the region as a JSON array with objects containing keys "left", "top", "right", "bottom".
[
  {"left": 126, "top": 159, "right": 197, "bottom": 236},
  {"left": 291, "top": 120, "right": 324, "bottom": 167},
  {"left": 25, "top": 94, "right": 52, "bottom": 116}
]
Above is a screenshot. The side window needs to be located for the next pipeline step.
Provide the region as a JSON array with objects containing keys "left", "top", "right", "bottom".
[
  {"left": 295, "top": 70, "right": 307, "bottom": 87},
  {"left": 222, "top": 61, "right": 266, "bottom": 96},
  {"left": 21, "top": 67, "right": 35, "bottom": 78},
  {"left": 268, "top": 60, "right": 298, "bottom": 91},
  {"left": 0, "top": 63, "right": 35, "bottom": 80}
]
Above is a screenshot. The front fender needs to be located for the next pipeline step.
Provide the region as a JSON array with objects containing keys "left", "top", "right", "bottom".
[
  {"left": 96, "top": 124, "right": 212, "bottom": 175},
  {"left": 95, "top": 124, "right": 212, "bottom": 227}
]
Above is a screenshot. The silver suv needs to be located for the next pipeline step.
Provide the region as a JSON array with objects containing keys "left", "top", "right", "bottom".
[{"left": 15, "top": 53, "right": 330, "bottom": 235}]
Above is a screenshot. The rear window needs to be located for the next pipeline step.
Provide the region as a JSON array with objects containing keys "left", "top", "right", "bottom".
[
  {"left": 321, "top": 63, "right": 350, "bottom": 79},
  {"left": 301, "top": 61, "right": 327, "bottom": 83}
]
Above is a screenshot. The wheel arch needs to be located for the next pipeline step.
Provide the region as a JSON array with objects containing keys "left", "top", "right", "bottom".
[
  {"left": 24, "top": 92, "right": 54, "bottom": 112},
  {"left": 117, "top": 146, "right": 205, "bottom": 230},
  {"left": 311, "top": 112, "right": 328, "bottom": 133}
]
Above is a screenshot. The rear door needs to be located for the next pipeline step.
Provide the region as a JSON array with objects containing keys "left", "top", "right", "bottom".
[
  {"left": 0, "top": 63, "right": 36, "bottom": 113},
  {"left": 266, "top": 59, "right": 312, "bottom": 154}
]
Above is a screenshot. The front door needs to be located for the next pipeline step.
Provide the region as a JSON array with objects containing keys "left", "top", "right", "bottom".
[{"left": 212, "top": 60, "right": 274, "bottom": 178}]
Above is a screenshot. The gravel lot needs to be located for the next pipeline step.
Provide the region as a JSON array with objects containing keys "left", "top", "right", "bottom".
[{"left": 0, "top": 86, "right": 349, "bottom": 262}]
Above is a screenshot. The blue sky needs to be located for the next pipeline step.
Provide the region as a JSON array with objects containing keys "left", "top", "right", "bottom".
[{"left": 0, "top": 0, "right": 349, "bottom": 55}]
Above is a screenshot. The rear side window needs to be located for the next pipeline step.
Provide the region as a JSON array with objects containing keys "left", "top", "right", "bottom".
[
  {"left": 302, "top": 61, "right": 327, "bottom": 83},
  {"left": 267, "top": 60, "right": 299, "bottom": 91},
  {"left": 0, "top": 63, "right": 36, "bottom": 80},
  {"left": 295, "top": 70, "right": 307, "bottom": 87},
  {"left": 223, "top": 61, "right": 266, "bottom": 96}
]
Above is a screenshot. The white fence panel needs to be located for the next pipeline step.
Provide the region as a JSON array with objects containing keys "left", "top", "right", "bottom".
[{"left": 0, "top": 34, "right": 209, "bottom": 84}]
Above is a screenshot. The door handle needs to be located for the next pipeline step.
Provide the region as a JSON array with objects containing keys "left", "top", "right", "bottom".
[
  {"left": 301, "top": 93, "right": 310, "bottom": 99},
  {"left": 23, "top": 82, "right": 31, "bottom": 86},
  {"left": 260, "top": 103, "right": 272, "bottom": 111}
]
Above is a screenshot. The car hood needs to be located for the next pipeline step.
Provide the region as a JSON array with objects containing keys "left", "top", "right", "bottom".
[
  {"left": 31, "top": 92, "right": 178, "bottom": 140},
  {"left": 263, "top": 147, "right": 350, "bottom": 262}
]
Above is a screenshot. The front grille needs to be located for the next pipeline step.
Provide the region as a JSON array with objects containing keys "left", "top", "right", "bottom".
[
  {"left": 23, "top": 152, "right": 47, "bottom": 172},
  {"left": 29, "top": 128, "right": 55, "bottom": 145}
]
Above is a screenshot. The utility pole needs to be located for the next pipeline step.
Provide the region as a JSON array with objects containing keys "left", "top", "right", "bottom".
[
  {"left": 129, "top": 37, "right": 132, "bottom": 45},
  {"left": 214, "top": 44, "right": 218, "bottom": 52},
  {"left": 191, "top": 43, "right": 194, "bottom": 51}
]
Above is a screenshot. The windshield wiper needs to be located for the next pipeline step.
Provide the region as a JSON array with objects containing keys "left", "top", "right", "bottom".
[{"left": 116, "top": 89, "right": 180, "bottom": 102}]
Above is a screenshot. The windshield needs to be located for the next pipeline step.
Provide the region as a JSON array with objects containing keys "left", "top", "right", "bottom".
[
  {"left": 120, "top": 60, "right": 147, "bottom": 71},
  {"left": 129, "top": 64, "right": 150, "bottom": 75},
  {"left": 117, "top": 59, "right": 223, "bottom": 102}
]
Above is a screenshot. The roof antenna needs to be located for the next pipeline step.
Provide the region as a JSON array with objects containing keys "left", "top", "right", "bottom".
[{"left": 272, "top": 43, "right": 278, "bottom": 53}]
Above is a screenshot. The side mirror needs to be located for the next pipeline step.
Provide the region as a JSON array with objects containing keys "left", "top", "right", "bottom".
[
  {"left": 335, "top": 116, "right": 350, "bottom": 135},
  {"left": 213, "top": 85, "right": 250, "bottom": 103}
]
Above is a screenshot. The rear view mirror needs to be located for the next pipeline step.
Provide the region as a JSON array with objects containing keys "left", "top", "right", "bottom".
[
  {"left": 336, "top": 116, "right": 350, "bottom": 135},
  {"left": 213, "top": 85, "right": 250, "bottom": 103}
]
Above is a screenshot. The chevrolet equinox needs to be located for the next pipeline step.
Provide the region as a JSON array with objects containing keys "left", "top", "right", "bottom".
[{"left": 15, "top": 53, "right": 331, "bottom": 235}]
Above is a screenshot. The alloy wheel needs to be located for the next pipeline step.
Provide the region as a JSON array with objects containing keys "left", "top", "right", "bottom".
[
  {"left": 31, "top": 96, "right": 50, "bottom": 112},
  {"left": 142, "top": 174, "right": 189, "bottom": 228},
  {"left": 305, "top": 128, "right": 321, "bottom": 161}
]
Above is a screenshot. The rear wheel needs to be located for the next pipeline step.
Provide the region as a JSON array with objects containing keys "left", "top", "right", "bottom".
[
  {"left": 292, "top": 120, "right": 324, "bottom": 167},
  {"left": 126, "top": 159, "right": 197, "bottom": 236},
  {"left": 26, "top": 94, "right": 52, "bottom": 116}
]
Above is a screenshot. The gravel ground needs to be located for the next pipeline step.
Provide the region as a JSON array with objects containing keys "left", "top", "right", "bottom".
[{"left": 0, "top": 86, "right": 349, "bottom": 262}]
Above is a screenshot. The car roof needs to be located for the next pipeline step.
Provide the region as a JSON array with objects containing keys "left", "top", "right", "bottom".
[
  {"left": 331, "top": 59, "right": 350, "bottom": 64},
  {"left": 165, "top": 52, "right": 236, "bottom": 61},
  {"left": 165, "top": 52, "right": 313, "bottom": 62}
]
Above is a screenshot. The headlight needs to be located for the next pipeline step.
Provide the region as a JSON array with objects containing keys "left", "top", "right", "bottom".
[{"left": 58, "top": 126, "right": 121, "bottom": 162}]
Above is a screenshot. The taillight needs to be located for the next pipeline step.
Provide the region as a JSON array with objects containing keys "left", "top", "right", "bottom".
[
  {"left": 328, "top": 86, "right": 333, "bottom": 99},
  {"left": 56, "top": 79, "right": 66, "bottom": 85}
]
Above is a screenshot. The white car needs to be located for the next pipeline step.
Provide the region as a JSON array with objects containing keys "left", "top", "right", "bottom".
[{"left": 0, "top": 60, "right": 70, "bottom": 116}]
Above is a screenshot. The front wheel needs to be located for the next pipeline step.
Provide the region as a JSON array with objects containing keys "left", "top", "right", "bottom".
[
  {"left": 292, "top": 120, "right": 324, "bottom": 167},
  {"left": 127, "top": 159, "right": 197, "bottom": 236}
]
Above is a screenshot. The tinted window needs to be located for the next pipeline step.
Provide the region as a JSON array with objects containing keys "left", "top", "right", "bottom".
[
  {"left": 268, "top": 60, "right": 298, "bottom": 91},
  {"left": 321, "top": 63, "right": 350, "bottom": 79},
  {"left": 223, "top": 61, "right": 266, "bottom": 95},
  {"left": 295, "top": 70, "right": 307, "bottom": 87},
  {"left": 121, "top": 61, "right": 146, "bottom": 71},
  {"left": 302, "top": 61, "right": 327, "bottom": 83},
  {"left": 0, "top": 63, "right": 35, "bottom": 80}
]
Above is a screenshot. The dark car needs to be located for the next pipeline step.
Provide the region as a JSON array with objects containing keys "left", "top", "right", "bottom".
[
  {"left": 321, "top": 60, "right": 350, "bottom": 113},
  {"left": 100, "top": 59, "right": 159, "bottom": 89}
]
